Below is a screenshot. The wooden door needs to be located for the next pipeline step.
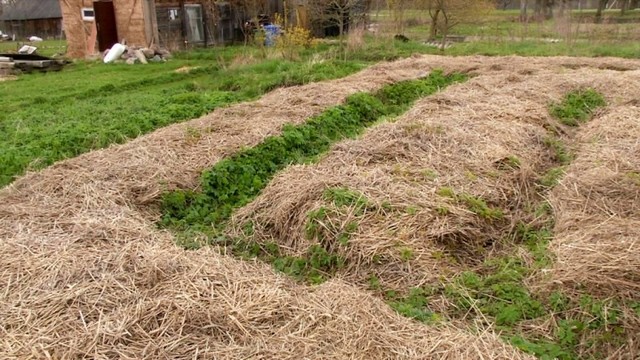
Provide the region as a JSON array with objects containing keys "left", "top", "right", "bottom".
[{"left": 94, "top": 1, "right": 119, "bottom": 52}]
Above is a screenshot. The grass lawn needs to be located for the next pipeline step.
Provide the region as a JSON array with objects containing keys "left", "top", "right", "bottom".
[
  {"left": 0, "top": 39, "right": 67, "bottom": 57},
  {"left": 376, "top": 8, "right": 640, "bottom": 45},
  {"left": 0, "top": 45, "right": 379, "bottom": 187}
]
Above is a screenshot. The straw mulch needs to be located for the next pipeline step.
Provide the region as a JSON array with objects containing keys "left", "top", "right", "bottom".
[
  {"left": 549, "top": 105, "right": 640, "bottom": 299},
  {"left": 230, "top": 67, "right": 640, "bottom": 291},
  {"left": 3, "top": 56, "right": 640, "bottom": 358},
  {"left": 0, "top": 237, "right": 533, "bottom": 359}
]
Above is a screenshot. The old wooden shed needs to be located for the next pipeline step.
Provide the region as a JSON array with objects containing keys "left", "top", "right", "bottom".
[
  {"left": 1, "top": 0, "right": 63, "bottom": 39},
  {"left": 59, "top": 0, "right": 287, "bottom": 58}
]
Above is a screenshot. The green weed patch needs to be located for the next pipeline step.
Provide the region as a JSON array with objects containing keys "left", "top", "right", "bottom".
[
  {"left": 375, "top": 89, "right": 623, "bottom": 358},
  {"left": 436, "top": 187, "right": 504, "bottom": 221},
  {"left": 550, "top": 89, "right": 606, "bottom": 127},
  {"left": 225, "top": 187, "right": 372, "bottom": 284},
  {"left": 371, "top": 212, "right": 632, "bottom": 359}
]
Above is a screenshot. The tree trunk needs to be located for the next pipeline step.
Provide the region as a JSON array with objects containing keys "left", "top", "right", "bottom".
[
  {"left": 621, "top": 0, "right": 629, "bottom": 15},
  {"left": 557, "top": 0, "right": 570, "bottom": 17},
  {"left": 544, "top": 0, "right": 552, "bottom": 19},
  {"left": 440, "top": 10, "right": 448, "bottom": 52},
  {"left": 338, "top": 15, "right": 346, "bottom": 61},
  {"left": 519, "top": 0, "right": 528, "bottom": 22},
  {"left": 534, "top": 0, "right": 544, "bottom": 22},
  {"left": 595, "top": 0, "right": 608, "bottom": 23},
  {"left": 429, "top": 9, "right": 440, "bottom": 40}
]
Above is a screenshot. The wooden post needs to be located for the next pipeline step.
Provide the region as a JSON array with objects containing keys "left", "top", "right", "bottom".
[
  {"left": 142, "top": 0, "right": 159, "bottom": 47},
  {"left": 179, "top": 0, "right": 188, "bottom": 49},
  {"left": 201, "top": 1, "right": 209, "bottom": 47}
]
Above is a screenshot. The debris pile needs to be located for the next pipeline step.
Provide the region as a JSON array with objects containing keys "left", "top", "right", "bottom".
[
  {"left": 103, "top": 44, "right": 172, "bottom": 64},
  {"left": 0, "top": 52, "right": 67, "bottom": 74}
]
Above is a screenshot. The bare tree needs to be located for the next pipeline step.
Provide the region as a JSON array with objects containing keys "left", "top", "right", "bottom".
[
  {"left": 533, "top": 0, "right": 554, "bottom": 22},
  {"left": 386, "top": 0, "right": 410, "bottom": 35},
  {"left": 0, "top": 0, "right": 16, "bottom": 17},
  {"left": 595, "top": 0, "right": 608, "bottom": 23},
  {"left": 496, "top": 0, "right": 513, "bottom": 10},
  {"left": 519, "top": 0, "right": 528, "bottom": 22},
  {"left": 620, "top": 0, "right": 631, "bottom": 15},
  {"left": 420, "top": 0, "right": 492, "bottom": 48},
  {"left": 308, "top": 0, "right": 365, "bottom": 41},
  {"left": 227, "top": 0, "right": 271, "bottom": 44},
  {"left": 556, "top": 0, "right": 569, "bottom": 17}
]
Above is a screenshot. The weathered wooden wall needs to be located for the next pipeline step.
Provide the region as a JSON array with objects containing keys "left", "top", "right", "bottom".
[{"left": 1, "top": 18, "right": 62, "bottom": 39}]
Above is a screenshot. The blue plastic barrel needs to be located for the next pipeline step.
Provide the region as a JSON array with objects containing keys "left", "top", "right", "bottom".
[{"left": 263, "top": 24, "right": 281, "bottom": 47}]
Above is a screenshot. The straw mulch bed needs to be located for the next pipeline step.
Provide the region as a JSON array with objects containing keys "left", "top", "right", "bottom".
[
  {"left": 2, "top": 56, "right": 640, "bottom": 358},
  {"left": 230, "top": 67, "right": 640, "bottom": 291},
  {"left": 0, "top": 237, "right": 532, "bottom": 359},
  {"left": 549, "top": 105, "right": 640, "bottom": 298}
]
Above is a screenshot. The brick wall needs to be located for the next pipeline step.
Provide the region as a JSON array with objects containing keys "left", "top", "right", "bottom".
[{"left": 59, "top": 0, "right": 148, "bottom": 58}]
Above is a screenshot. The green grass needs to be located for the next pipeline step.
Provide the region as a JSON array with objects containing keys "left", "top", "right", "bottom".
[
  {"left": 323, "top": 187, "right": 373, "bottom": 214},
  {"left": 375, "top": 207, "right": 633, "bottom": 360},
  {"left": 436, "top": 187, "right": 504, "bottom": 220},
  {"left": 348, "top": 32, "right": 640, "bottom": 60},
  {"left": 544, "top": 136, "right": 573, "bottom": 165},
  {"left": 0, "top": 47, "right": 370, "bottom": 187},
  {"left": 227, "top": 188, "right": 372, "bottom": 284},
  {"left": 372, "top": 7, "right": 640, "bottom": 58},
  {"left": 387, "top": 287, "right": 438, "bottom": 323},
  {"left": 0, "top": 39, "right": 67, "bottom": 57},
  {"left": 550, "top": 89, "right": 607, "bottom": 126},
  {"left": 536, "top": 89, "right": 606, "bottom": 189}
]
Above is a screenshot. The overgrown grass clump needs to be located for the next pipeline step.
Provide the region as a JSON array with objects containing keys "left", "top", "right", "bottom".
[
  {"left": 550, "top": 89, "right": 606, "bottom": 126},
  {"left": 161, "top": 71, "right": 467, "bottom": 233}
]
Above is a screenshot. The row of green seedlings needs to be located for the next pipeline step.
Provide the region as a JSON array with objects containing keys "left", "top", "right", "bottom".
[
  {"left": 161, "top": 70, "right": 467, "bottom": 233},
  {"left": 370, "top": 89, "right": 637, "bottom": 360}
]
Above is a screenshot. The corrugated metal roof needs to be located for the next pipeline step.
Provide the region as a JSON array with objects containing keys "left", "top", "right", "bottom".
[{"left": 0, "top": 0, "right": 62, "bottom": 21}]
